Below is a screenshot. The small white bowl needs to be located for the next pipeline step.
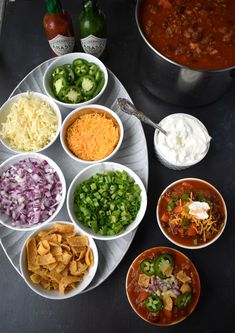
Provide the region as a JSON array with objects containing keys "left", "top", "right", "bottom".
[
  {"left": 67, "top": 162, "right": 147, "bottom": 240},
  {"left": 154, "top": 113, "right": 211, "bottom": 170},
  {"left": 0, "top": 92, "right": 62, "bottom": 154},
  {"left": 43, "top": 52, "right": 108, "bottom": 109},
  {"left": 20, "top": 221, "right": 98, "bottom": 299},
  {"left": 0, "top": 153, "right": 66, "bottom": 231},
  {"left": 156, "top": 178, "right": 227, "bottom": 249},
  {"left": 60, "top": 104, "right": 124, "bottom": 164}
]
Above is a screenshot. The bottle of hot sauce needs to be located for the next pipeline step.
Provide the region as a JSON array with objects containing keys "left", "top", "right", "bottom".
[
  {"left": 43, "top": 0, "right": 75, "bottom": 56},
  {"left": 78, "top": 0, "right": 107, "bottom": 58}
]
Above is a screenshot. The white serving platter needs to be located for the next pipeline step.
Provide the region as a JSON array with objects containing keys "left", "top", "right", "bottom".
[{"left": 0, "top": 58, "right": 149, "bottom": 292}]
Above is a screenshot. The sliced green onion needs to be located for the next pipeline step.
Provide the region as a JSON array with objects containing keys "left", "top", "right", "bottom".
[
  {"left": 181, "top": 193, "right": 189, "bottom": 201},
  {"left": 167, "top": 201, "right": 175, "bottom": 211},
  {"left": 182, "top": 218, "right": 190, "bottom": 229},
  {"left": 172, "top": 195, "right": 179, "bottom": 202},
  {"left": 73, "top": 171, "right": 142, "bottom": 235}
]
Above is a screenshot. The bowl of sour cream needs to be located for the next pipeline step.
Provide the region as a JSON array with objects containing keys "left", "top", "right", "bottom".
[{"left": 154, "top": 113, "right": 211, "bottom": 170}]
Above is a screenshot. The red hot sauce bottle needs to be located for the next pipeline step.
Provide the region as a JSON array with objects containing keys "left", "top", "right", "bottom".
[{"left": 43, "top": 0, "right": 75, "bottom": 56}]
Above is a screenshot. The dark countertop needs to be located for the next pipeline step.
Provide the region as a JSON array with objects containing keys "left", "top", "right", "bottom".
[{"left": 0, "top": 1, "right": 235, "bottom": 332}]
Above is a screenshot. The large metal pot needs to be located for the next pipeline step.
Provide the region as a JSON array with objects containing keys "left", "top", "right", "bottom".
[{"left": 135, "top": 0, "right": 235, "bottom": 107}]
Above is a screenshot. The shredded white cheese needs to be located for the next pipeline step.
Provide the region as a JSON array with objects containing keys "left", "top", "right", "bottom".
[{"left": 0, "top": 94, "right": 58, "bottom": 151}]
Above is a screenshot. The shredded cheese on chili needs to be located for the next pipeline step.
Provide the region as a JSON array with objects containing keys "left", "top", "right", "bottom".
[
  {"left": 66, "top": 112, "right": 120, "bottom": 161},
  {"left": 169, "top": 195, "right": 219, "bottom": 242},
  {"left": 0, "top": 94, "right": 58, "bottom": 151}
]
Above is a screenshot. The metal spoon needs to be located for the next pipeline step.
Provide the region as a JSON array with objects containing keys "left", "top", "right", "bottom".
[{"left": 117, "top": 98, "right": 167, "bottom": 136}]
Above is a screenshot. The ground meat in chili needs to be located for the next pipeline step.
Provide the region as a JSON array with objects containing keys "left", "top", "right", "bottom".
[{"left": 139, "top": 0, "right": 235, "bottom": 70}]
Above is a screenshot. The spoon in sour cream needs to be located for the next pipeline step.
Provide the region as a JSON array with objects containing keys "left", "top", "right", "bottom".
[{"left": 117, "top": 98, "right": 168, "bottom": 136}]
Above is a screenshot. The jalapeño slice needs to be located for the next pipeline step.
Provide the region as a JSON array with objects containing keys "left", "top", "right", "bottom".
[
  {"left": 154, "top": 253, "right": 174, "bottom": 279},
  {"left": 176, "top": 292, "right": 193, "bottom": 309},
  {"left": 140, "top": 259, "right": 155, "bottom": 276},
  {"left": 144, "top": 295, "right": 163, "bottom": 313}
]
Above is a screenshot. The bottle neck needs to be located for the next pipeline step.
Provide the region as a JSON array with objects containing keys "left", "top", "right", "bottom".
[
  {"left": 46, "top": 0, "right": 62, "bottom": 14},
  {"left": 83, "top": 0, "right": 97, "bottom": 11}
]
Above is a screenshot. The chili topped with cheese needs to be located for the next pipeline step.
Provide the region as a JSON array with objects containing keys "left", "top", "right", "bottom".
[
  {"left": 126, "top": 247, "right": 200, "bottom": 325},
  {"left": 157, "top": 179, "right": 226, "bottom": 247},
  {"left": 139, "top": 0, "right": 235, "bottom": 70}
]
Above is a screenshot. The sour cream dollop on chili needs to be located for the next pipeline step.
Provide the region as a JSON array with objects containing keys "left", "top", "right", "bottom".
[
  {"left": 189, "top": 201, "right": 210, "bottom": 219},
  {"left": 154, "top": 114, "right": 211, "bottom": 166}
]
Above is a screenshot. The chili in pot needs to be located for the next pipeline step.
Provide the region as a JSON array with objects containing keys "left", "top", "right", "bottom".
[{"left": 139, "top": 0, "right": 235, "bottom": 70}]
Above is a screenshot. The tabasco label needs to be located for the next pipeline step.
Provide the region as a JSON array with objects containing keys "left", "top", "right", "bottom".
[
  {"left": 49, "top": 34, "right": 75, "bottom": 56},
  {"left": 81, "top": 35, "right": 107, "bottom": 58}
]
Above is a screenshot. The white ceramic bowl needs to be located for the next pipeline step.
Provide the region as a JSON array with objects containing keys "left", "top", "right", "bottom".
[
  {"left": 156, "top": 178, "right": 227, "bottom": 249},
  {"left": 60, "top": 104, "right": 124, "bottom": 164},
  {"left": 0, "top": 92, "right": 62, "bottom": 154},
  {"left": 154, "top": 113, "right": 211, "bottom": 170},
  {"left": 43, "top": 52, "right": 108, "bottom": 109},
  {"left": 20, "top": 221, "right": 98, "bottom": 300},
  {"left": 67, "top": 162, "right": 147, "bottom": 240},
  {"left": 0, "top": 153, "right": 66, "bottom": 231},
  {"left": 126, "top": 246, "right": 201, "bottom": 326}
]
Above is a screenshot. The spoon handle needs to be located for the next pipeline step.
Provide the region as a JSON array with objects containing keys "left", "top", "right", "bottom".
[{"left": 117, "top": 98, "right": 167, "bottom": 136}]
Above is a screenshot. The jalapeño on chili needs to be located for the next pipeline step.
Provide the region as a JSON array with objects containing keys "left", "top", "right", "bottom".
[
  {"left": 144, "top": 295, "right": 163, "bottom": 313},
  {"left": 140, "top": 259, "right": 155, "bottom": 276},
  {"left": 154, "top": 253, "right": 174, "bottom": 279},
  {"left": 176, "top": 292, "right": 193, "bottom": 309}
]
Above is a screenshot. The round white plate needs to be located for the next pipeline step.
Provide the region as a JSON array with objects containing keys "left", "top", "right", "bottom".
[{"left": 0, "top": 59, "right": 149, "bottom": 292}]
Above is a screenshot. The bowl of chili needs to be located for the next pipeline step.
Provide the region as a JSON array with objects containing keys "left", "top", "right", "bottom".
[
  {"left": 135, "top": 0, "right": 235, "bottom": 106},
  {"left": 126, "top": 246, "right": 201, "bottom": 325},
  {"left": 43, "top": 52, "right": 108, "bottom": 109},
  {"left": 156, "top": 178, "right": 227, "bottom": 249}
]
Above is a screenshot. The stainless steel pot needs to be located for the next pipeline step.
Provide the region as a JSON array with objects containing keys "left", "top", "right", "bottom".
[{"left": 135, "top": 0, "right": 235, "bottom": 107}]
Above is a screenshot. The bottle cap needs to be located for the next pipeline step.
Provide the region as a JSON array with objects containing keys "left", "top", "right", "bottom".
[
  {"left": 46, "top": 0, "right": 62, "bottom": 14},
  {"left": 83, "top": 0, "right": 97, "bottom": 9}
]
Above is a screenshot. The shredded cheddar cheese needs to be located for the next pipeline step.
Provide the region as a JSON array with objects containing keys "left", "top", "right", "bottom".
[
  {"left": 170, "top": 196, "right": 219, "bottom": 242},
  {"left": 66, "top": 111, "right": 120, "bottom": 161},
  {"left": 0, "top": 93, "right": 58, "bottom": 151}
]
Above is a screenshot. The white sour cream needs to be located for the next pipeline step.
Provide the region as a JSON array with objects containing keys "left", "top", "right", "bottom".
[
  {"left": 189, "top": 201, "right": 210, "bottom": 219},
  {"left": 155, "top": 114, "right": 211, "bottom": 166}
]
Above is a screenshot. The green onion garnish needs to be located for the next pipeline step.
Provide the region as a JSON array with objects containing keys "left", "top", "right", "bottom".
[
  {"left": 182, "top": 218, "right": 190, "bottom": 229},
  {"left": 181, "top": 193, "right": 189, "bottom": 201},
  {"left": 167, "top": 201, "right": 175, "bottom": 211},
  {"left": 73, "top": 171, "right": 142, "bottom": 235},
  {"left": 193, "top": 238, "right": 198, "bottom": 245}
]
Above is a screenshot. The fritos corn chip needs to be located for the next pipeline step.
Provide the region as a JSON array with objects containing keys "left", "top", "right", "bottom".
[{"left": 26, "top": 223, "right": 94, "bottom": 294}]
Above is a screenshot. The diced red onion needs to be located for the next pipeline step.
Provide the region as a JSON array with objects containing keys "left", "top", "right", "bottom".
[
  {"left": 172, "top": 287, "right": 181, "bottom": 296},
  {"left": 0, "top": 158, "right": 63, "bottom": 228}
]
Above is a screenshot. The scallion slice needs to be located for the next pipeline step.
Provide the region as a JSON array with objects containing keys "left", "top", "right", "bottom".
[{"left": 73, "top": 171, "right": 142, "bottom": 235}]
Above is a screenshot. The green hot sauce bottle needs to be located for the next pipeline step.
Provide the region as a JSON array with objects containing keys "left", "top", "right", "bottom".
[{"left": 78, "top": 0, "right": 107, "bottom": 58}]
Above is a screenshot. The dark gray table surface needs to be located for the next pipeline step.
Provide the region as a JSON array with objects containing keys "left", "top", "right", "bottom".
[{"left": 0, "top": 1, "right": 235, "bottom": 332}]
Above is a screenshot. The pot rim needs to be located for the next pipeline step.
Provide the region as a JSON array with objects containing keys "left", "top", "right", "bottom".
[{"left": 135, "top": 0, "right": 235, "bottom": 74}]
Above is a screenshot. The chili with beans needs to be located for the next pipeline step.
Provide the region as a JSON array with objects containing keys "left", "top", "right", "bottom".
[
  {"left": 139, "top": 0, "right": 235, "bottom": 70},
  {"left": 158, "top": 179, "right": 226, "bottom": 247},
  {"left": 126, "top": 247, "right": 201, "bottom": 325}
]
